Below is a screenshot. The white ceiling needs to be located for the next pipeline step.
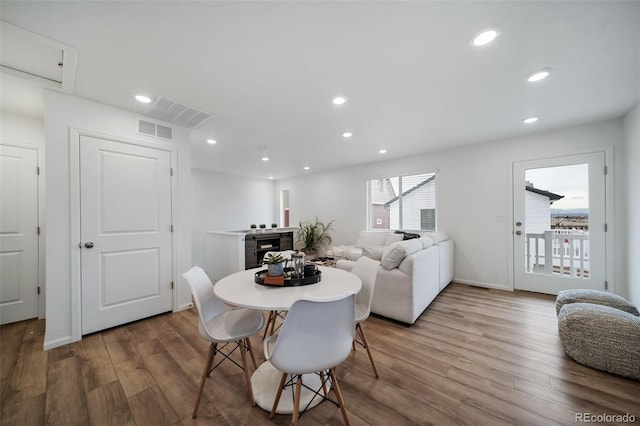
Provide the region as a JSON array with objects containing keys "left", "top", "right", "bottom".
[{"left": 1, "top": 1, "right": 639, "bottom": 180}]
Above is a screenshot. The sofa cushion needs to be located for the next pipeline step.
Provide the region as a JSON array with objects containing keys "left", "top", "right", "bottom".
[
  {"left": 384, "top": 233, "right": 404, "bottom": 246},
  {"left": 381, "top": 239, "right": 423, "bottom": 270},
  {"left": 362, "top": 246, "right": 386, "bottom": 261},
  {"left": 422, "top": 232, "right": 448, "bottom": 244},
  {"left": 418, "top": 236, "right": 434, "bottom": 249},
  {"left": 397, "top": 255, "right": 414, "bottom": 275},
  {"left": 356, "top": 232, "right": 388, "bottom": 248}
]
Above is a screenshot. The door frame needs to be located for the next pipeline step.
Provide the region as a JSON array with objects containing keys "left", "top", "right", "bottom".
[
  {"left": 69, "top": 128, "right": 178, "bottom": 342},
  {"left": 0, "top": 140, "right": 45, "bottom": 320},
  {"left": 507, "top": 146, "right": 615, "bottom": 293}
]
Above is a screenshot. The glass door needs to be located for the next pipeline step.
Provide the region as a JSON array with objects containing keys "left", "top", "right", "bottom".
[{"left": 513, "top": 152, "right": 606, "bottom": 294}]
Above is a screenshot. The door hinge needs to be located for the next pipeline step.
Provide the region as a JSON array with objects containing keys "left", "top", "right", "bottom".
[
  {"left": 37, "top": 226, "right": 40, "bottom": 235},
  {"left": 37, "top": 166, "right": 40, "bottom": 175},
  {"left": 604, "top": 165, "right": 607, "bottom": 175},
  {"left": 604, "top": 281, "right": 608, "bottom": 290},
  {"left": 170, "top": 168, "right": 174, "bottom": 176},
  {"left": 604, "top": 223, "right": 608, "bottom": 232},
  {"left": 170, "top": 224, "right": 174, "bottom": 232},
  {"left": 171, "top": 281, "right": 174, "bottom": 290},
  {"left": 37, "top": 286, "right": 40, "bottom": 295}
]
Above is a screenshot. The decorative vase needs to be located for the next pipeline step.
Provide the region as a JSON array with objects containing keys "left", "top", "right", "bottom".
[{"left": 267, "top": 263, "right": 285, "bottom": 276}]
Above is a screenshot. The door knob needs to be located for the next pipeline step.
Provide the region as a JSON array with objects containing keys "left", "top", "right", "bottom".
[
  {"left": 84, "top": 242, "right": 95, "bottom": 248},
  {"left": 515, "top": 231, "right": 522, "bottom": 236}
]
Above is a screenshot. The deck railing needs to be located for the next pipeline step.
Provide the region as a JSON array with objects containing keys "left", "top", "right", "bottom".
[{"left": 525, "top": 230, "right": 590, "bottom": 278}]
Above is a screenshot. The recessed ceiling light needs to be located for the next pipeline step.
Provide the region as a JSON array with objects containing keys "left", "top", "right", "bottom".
[
  {"left": 472, "top": 28, "right": 500, "bottom": 47},
  {"left": 378, "top": 149, "right": 387, "bottom": 154},
  {"left": 303, "top": 166, "right": 310, "bottom": 170},
  {"left": 268, "top": 176, "right": 274, "bottom": 180},
  {"left": 262, "top": 156, "right": 270, "bottom": 162},
  {"left": 134, "top": 94, "right": 153, "bottom": 103},
  {"left": 332, "top": 96, "right": 347, "bottom": 105},
  {"left": 523, "top": 117, "right": 539, "bottom": 124},
  {"left": 527, "top": 69, "right": 552, "bottom": 83},
  {"left": 342, "top": 132, "right": 353, "bottom": 138},
  {"left": 206, "top": 139, "right": 217, "bottom": 144}
]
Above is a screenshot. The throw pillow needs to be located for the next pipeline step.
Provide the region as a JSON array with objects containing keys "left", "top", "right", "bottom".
[
  {"left": 384, "top": 232, "right": 404, "bottom": 246},
  {"left": 362, "top": 246, "right": 386, "bottom": 261},
  {"left": 397, "top": 255, "right": 414, "bottom": 275},
  {"left": 395, "top": 230, "right": 421, "bottom": 240},
  {"left": 356, "top": 232, "right": 388, "bottom": 248},
  {"left": 381, "top": 239, "right": 423, "bottom": 270}
]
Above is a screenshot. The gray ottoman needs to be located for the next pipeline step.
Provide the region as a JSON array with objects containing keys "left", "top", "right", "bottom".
[
  {"left": 558, "top": 303, "right": 640, "bottom": 380},
  {"left": 555, "top": 289, "right": 640, "bottom": 316}
]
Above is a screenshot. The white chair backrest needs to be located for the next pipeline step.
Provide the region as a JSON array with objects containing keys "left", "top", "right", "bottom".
[
  {"left": 182, "top": 266, "right": 229, "bottom": 339},
  {"left": 351, "top": 256, "right": 379, "bottom": 319},
  {"left": 268, "top": 293, "right": 356, "bottom": 374}
]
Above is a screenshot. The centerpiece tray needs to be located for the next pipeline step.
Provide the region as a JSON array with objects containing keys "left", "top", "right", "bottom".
[{"left": 255, "top": 268, "right": 322, "bottom": 287}]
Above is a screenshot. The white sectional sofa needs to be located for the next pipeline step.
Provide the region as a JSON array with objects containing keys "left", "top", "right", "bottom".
[{"left": 334, "top": 231, "right": 454, "bottom": 324}]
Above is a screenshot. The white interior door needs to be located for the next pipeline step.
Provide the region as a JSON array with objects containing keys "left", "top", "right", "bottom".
[
  {"left": 80, "top": 135, "right": 173, "bottom": 334},
  {"left": 0, "top": 145, "right": 39, "bottom": 324},
  {"left": 513, "top": 152, "right": 607, "bottom": 295}
]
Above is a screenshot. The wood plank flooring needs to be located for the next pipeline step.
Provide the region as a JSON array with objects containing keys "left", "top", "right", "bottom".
[{"left": 2, "top": 283, "right": 639, "bottom": 425}]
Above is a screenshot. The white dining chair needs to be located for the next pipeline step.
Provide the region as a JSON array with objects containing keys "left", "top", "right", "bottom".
[
  {"left": 182, "top": 266, "right": 266, "bottom": 418},
  {"left": 263, "top": 293, "right": 356, "bottom": 426},
  {"left": 350, "top": 256, "right": 381, "bottom": 378}
]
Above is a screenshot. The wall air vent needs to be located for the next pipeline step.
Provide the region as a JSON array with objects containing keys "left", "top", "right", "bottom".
[
  {"left": 138, "top": 119, "right": 174, "bottom": 141},
  {"left": 147, "top": 96, "right": 211, "bottom": 128}
]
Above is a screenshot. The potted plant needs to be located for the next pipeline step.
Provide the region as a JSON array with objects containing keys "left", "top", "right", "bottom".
[
  {"left": 259, "top": 223, "right": 266, "bottom": 233},
  {"left": 250, "top": 224, "right": 257, "bottom": 234},
  {"left": 296, "top": 217, "right": 334, "bottom": 256},
  {"left": 271, "top": 223, "right": 278, "bottom": 231},
  {"left": 263, "top": 252, "right": 286, "bottom": 276}
]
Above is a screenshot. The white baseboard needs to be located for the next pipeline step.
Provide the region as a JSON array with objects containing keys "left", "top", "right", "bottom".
[
  {"left": 453, "top": 278, "right": 513, "bottom": 291},
  {"left": 176, "top": 302, "right": 193, "bottom": 312},
  {"left": 43, "top": 335, "right": 74, "bottom": 351}
]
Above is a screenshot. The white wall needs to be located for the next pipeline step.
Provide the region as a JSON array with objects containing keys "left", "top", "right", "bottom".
[
  {"left": 191, "top": 168, "right": 275, "bottom": 268},
  {"left": 624, "top": 104, "right": 640, "bottom": 307},
  {"left": 42, "top": 91, "right": 192, "bottom": 350},
  {"left": 0, "top": 111, "right": 46, "bottom": 318},
  {"left": 276, "top": 118, "right": 626, "bottom": 293}
]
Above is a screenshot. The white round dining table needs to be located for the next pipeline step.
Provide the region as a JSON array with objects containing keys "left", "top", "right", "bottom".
[
  {"left": 213, "top": 266, "right": 362, "bottom": 310},
  {"left": 213, "top": 266, "right": 362, "bottom": 415}
]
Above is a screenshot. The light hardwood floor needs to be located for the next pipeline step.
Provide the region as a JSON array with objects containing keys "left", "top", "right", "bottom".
[{"left": 2, "top": 283, "right": 639, "bottom": 425}]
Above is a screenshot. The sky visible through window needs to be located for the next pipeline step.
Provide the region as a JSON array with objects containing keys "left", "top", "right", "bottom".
[{"left": 526, "top": 163, "right": 589, "bottom": 210}]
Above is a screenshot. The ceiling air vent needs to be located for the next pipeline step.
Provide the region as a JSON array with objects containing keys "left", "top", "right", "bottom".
[
  {"left": 138, "top": 119, "right": 173, "bottom": 141},
  {"left": 147, "top": 96, "right": 211, "bottom": 128}
]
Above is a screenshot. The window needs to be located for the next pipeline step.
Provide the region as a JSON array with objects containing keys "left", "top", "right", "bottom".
[{"left": 366, "top": 172, "right": 437, "bottom": 231}]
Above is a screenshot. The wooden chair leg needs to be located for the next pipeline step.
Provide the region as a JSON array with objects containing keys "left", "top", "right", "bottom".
[
  {"left": 245, "top": 337, "right": 258, "bottom": 369},
  {"left": 270, "top": 372, "right": 288, "bottom": 419},
  {"left": 263, "top": 311, "right": 275, "bottom": 340},
  {"left": 328, "top": 368, "right": 350, "bottom": 426},
  {"left": 239, "top": 339, "right": 255, "bottom": 406},
  {"left": 357, "top": 322, "right": 380, "bottom": 378},
  {"left": 192, "top": 343, "right": 216, "bottom": 418},
  {"left": 292, "top": 375, "right": 302, "bottom": 426},
  {"left": 269, "top": 311, "right": 278, "bottom": 335},
  {"left": 319, "top": 370, "right": 329, "bottom": 397}
]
